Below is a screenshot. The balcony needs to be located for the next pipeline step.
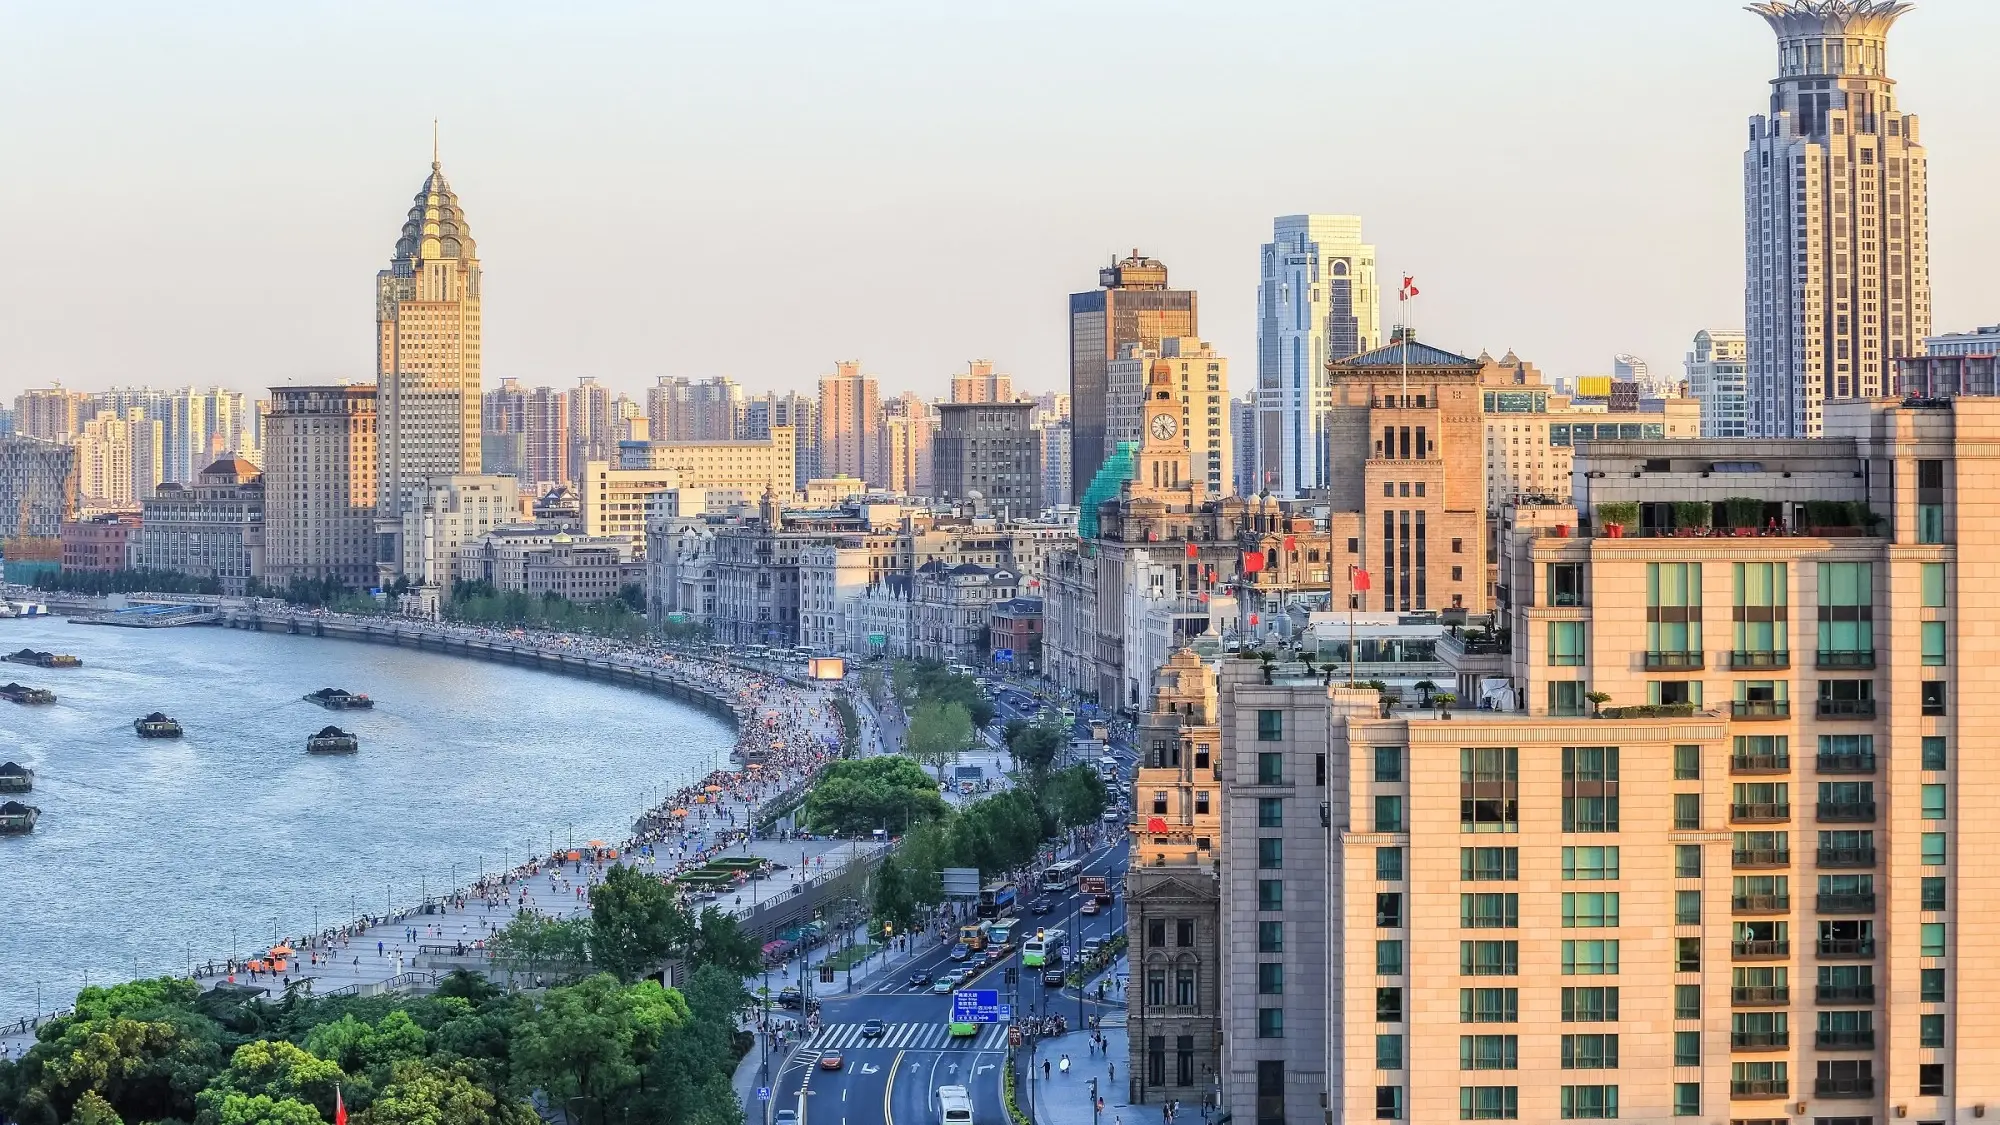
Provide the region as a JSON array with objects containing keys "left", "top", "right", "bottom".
[
  {"left": 1815, "top": 753, "right": 1877, "bottom": 774},
  {"left": 1816, "top": 698, "right": 1878, "bottom": 719},
  {"left": 1817, "top": 846, "right": 1876, "bottom": 868},
  {"left": 1731, "top": 985, "right": 1790, "bottom": 1006},
  {"left": 1731, "top": 1079, "right": 1789, "bottom": 1099},
  {"left": 1816, "top": 984, "right": 1876, "bottom": 1004},
  {"left": 1816, "top": 801, "right": 1877, "bottom": 823},
  {"left": 1733, "top": 894, "right": 1792, "bottom": 914},
  {"left": 1730, "top": 1029, "right": 1790, "bottom": 1050},
  {"left": 1816, "top": 650, "right": 1877, "bottom": 670},
  {"left": 1732, "top": 802, "right": 1792, "bottom": 823},
  {"left": 1816, "top": 892, "right": 1877, "bottom": 914},
  {"left": 1817, "top": 938, "right": 1876, "bottom": 959},
  {"left": 1814, "top": 1077, "right": 1876, "bottom": 1099},
  {"left": 1732, "top": 939, "right": 1791, "bottom": 960},
  {"left": 1729, "top": 650, "right": 1791, "bottom": 670},
  {"left": 1645, "top": 650, "right": 1705, "bottom": 671},
  {"left": 1731, "top": 700, "right": 1790, "bottom": 720},
  {"left": 1731, "top": 753, "right": 1792, "bottom": 774},
  {"left": 1733, "top": 848, "right": 1792, "bottom": 868},
  {"left": 1816, "top": 1029, "right": 1876, "bottom": 1050}
]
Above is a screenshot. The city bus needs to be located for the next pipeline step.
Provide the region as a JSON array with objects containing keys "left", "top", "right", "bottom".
[
  {"left": 958, "top": 921, "right": 990, "bottom": 951},
  {"left": 977, "top": 880, "right": 1017, "bottom": 918},
  {"left": 938, "top": 1086, "right": 974, "bottom": 1125},
  {"left": 1041, "top": 860, "right": 1082, "bottom": 892},
  {"left": 988, "top": 917, "right": 1021, "bottom": 946},
  {"left": 1021, "top": 938, "right": 1048, "bottom": 967}
]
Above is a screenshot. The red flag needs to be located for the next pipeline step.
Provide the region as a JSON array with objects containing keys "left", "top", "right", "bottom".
[
  {"left": 1400, "top": 275, "right": 1420, "bottom": 300},
  {"left": 1250, "top": 614, "right": 1259, "bottom": 626},
  {"left": 1147, "top": 816, "right": 1168, "bottom": 834},
  {"left": 1185, "top": 542, "right": 1198, "bottom": 559},
  {"left": 335, "top": 1087, "right": 348, "bottom": 1125},
  {"left": 1352, "top": 567, "right": 1372, "bottom": 592},
  {"left": 1242, "top": 551, "right": 1266, "bottom": 574},
  {"left": 1282, "top": 535, "right": 1297, "bottom": 552}
]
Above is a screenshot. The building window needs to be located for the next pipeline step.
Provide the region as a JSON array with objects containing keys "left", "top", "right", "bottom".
[
  {"left": 1259, "top": 837, "right": 1283, "bottom": 869},
  {"left": 1375, "top": 1085, "right": 1404, "bottom": 1121},
  {"left": 1921, "top": 875, "right": 1946, "bottom": 911},
  {"left": 1922, "top": 783, "right": 1947, "bottom": 820},
  {"left": 1561, "top": 940, "right": 1618, "bottom": 975},
  {"left": 1731, "top": 561, "right": 1787, "bottom": 657},
  {"left": 1377, "top": 893, "right": 1404, "bottom": 928},
  {"left": 1256, "top": 709, "right": 1283, "bottom": 741},
  {"left": 1919, "top": 1063, "right": 1945, "bottom": 1097},
  {"left": 1647, "top": 561, "right": 1702, "bottom": 654},
  {"left": 1376, "top": 939, "right": 1404, "bottom": 975},
  {"left": 1258, "top": 798, "right": 1283, "bottom": 827},
  {"left": 1258, "top": 880, "right": 1283, "bottom": 911},
  {"left": 1559, "top": 1086, "right": 1617, "bottom": 1120},
  {"left": 1923, "top": 735, "right": 1948, "bottom": 770},
  {"left": 1256, "top": 1062, "right": 1285, "bottom": 1125},
  {"left": 1673, "top": 743, "right": 1700, "bottom": 780},
  {"left": 1460, "top": 940, "right": 1519, "bottom": 976},
  {"left": 1458, "top": 1086, "right": 1518, "bottom": 1120},
  {"left": 1258, "top": 921, "right": 1282, "bottom": 953},
  {"left": 1258, "top": 752, "right": 1284, "bottom": 785},
  {"left": 1674, "top": 844, "right": 1700, "bottom": 878},
  {"left": 1922, "top": 967, "right": 1945, "bottom": 1002},
  {"left": 1817, "top": 561, "right": 1873, "bottom": 657},
  {"left": 1376, "top": 987, "right": 1403, "bottom": 1022},
  {"left": 1374, "top": 746, "right": 1403, "bottom": 782},
  {"left": 1674, "top": 984, "right": 1700, "bottom": 1020},
  {"left": 1548, "top": 621, "right": 1586, "bottom": 666},
  {"left": 1546, "top": 562, "right": 1584, "bottom": 606},
  {"left": 1257, "top": 1007, "right": 1284, "bottom": 1038},
  {"left": 1921, "top": 561, "right": 1946, "bottom": 606},
  {"left": 1922, "top": 680, "right": 1947, "bottom": 715},
  {"left": 1562, "top": 892, "right": 1619, "bottom": 928},
  {"left": 1376, "top": 1034, "right": 1404, "bottom": 1071},
  {"left": 1675, "top": 889, "right": 1701, "bottom": 925},
  {"left": 1461, "top": 1035, "right": 1519, "bottom": 1070},
  {"left": 1674, "top": 1030, "right": 1699, "bottom": 1068},
  {"left": 1561, "top": 747, "right": 1620, "bottom": 832},
  {"left": 1375, "top": 796, "right": 1404, "bottom": 833},
  {"left": 1559, "top": 1034, "right": 1618, "bottom": 1070},
  {"left": 1922, "top": 620, "right": 1947, "bottom": 665},
  {"left": 1922, "top": 832, "right": 1947, "bottom": 866},
  {"left": 1920, "top": 1013, "right": 1945, "bottom": 1048},
  {"left": 1560, "top": 987, "right": 1618, "bottom": 1022},
  {"left": 1672, "top": 793, "right": 1700, "bottom": 830},
  {"left": 1461, "top": 988, "right": 1518, "bottom": 1023},
  {"left": 1461, "top": 747, "right": 1519, "bottom": 832},
  {"left": 1548, "top": 680, "right": 1587, "bottom": 717},
  {"left": 1462, "top": 846, "right": 1521, "bottom": 881},
  {"left": 1675, "top": 937, "right": 1701, "bottom": 973},
  {"left": 1376, "top": 846, "right": 1404, "bottom": 880},
  {"left": 1671, "top": 1082, "right": 1698, "bottom": 1118},
  {"left": 1462, "top": 893, "right": 1520, "bottom": 929}
]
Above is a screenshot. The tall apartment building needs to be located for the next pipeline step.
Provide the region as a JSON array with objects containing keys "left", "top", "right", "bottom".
[
  {"left": 73, "top": 416, "right": 134, "bottom": 507},
  {"left": 1037, "top": 420, "right": 1073, "bottom": 511},
  {"left": 1255, "top": 215, "right": 1381, "bottom": 498},
  {"left": 1070, "top": 252, "right": 1198, "bottom": 499},
  {"left": 648, "top": 376, "right": 743, "bottom": 441},
  {"left": 482, "top": 377, "right": 526, "bottom": 439},
  {"left": 0, "top": 436, "right": 79, "bottom": 538},
  {"left": 744, "top": 392, "right": 819, "bottom": 487},
  {"left": 263, "top": 385, "right": 379, "bottom": 588},
  {"left": 88, "top": 387, "right": 251, "bottom": 485},
  {"left": 818, "top": 361, "right": 884, "bottom": 486},
  {"left": 1231, "top": 397, "right": 1260, "bottom": 496},
  {"left": 13, "top": 388, "right": 92, "bottom": 442},
  {"left": 950, "top": 359, "right": 1014, "bottom": 404},
  {"left": 933, "top": 402, "right": 1038, "bottom": 514},
  {"left": 1689, "top": 330, "right": 1751, "bottom": 437},
  {"left": 882, "top": 391, "right": 936, "bottom": 498},
  {"left": 1745, "top": 1, "right": 1928, "bottom": 437},
  {"left": 377, "top": 158, "right": 482, "bottom": 535},
  {"left": 566, "top": 378, "right": 616, "bottom": 483},
  {"left": 607, "top": 425, "right": 795, "bottom": 511}
]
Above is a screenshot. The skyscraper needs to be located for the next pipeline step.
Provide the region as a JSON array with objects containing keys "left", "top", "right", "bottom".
[
  {"left": 744, "top": 392, "right": 818, "bottom": 487},
  {"left": 1068, "top": 252, "right": 1198, "bottom": 500},
  {"left": 881, "top": 391, "right": 935, "bottom": 498},
  {"left": 264, "top": 385, "right": 379, "bottom": 588},
  {"left": 1744, "top": 0, "right": 1928, "bottom": 437},
  {"left": 1254, "top": 215, "right": 1380, "bottom": 497},
  {"left": 949, "top": 360, "right": 1014, "bottom": 404},
  {"left": 1687, "top": 329, "right": 1750, "bottom": 437},
  {"left": 648, "top": 376, "right": 744, "bottom": 441},
  {"left": 377, "top": 157, "right": 482, "bottom": 538},
  {"left": 566, "top": 378, "right": 616, "bottom": 483},
  {"left": 817, "top": 361, "right": 884, "bottom": 486}
]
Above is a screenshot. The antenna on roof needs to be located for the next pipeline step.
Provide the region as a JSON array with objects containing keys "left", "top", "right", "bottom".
[{"left": 432, "top": 119, "right": 439, "bottom": 167}]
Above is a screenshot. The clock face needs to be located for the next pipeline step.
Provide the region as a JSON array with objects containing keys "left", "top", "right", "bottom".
[{"left": 1151, "top": 413, "right": 1179, "bottom": 440}]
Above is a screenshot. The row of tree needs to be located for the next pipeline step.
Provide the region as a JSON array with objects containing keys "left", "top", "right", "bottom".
[
  {"left": 32, "top": 568, "right": 222, "bottom": 596},
  {"left": 442, "top": 580, "right": 654, "bottom": 640},
  {"left": 487, "top": 864, "right": 762, "bottom": 986}
]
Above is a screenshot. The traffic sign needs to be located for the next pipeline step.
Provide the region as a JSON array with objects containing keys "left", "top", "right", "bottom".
[
  {"left": 952, "top": 989, "right": 1005, "bottom": 1023},
  {"left": 999, "top": 1004, "right": 1013, "bottom": 1021},
  {"left": 757, "top": 1088, "right": 771, "bottom": 1101}
]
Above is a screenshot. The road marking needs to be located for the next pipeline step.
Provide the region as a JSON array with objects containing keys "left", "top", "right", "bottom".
[{"left": 884, "top": 1050, "right": 903, "bottom": 1125}]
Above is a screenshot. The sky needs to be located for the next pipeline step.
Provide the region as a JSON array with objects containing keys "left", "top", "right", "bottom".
[{"left": 4, "top": 0, "right": 1998, "bottom": 404}]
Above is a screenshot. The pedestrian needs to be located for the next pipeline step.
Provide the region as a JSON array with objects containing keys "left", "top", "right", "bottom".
[
  {"left": 1109, "top": 1061, "right": 1115, "bottom": 1082},
  {"left": 1043, "top": 1059, "right": 1051, "bottom": 1080}
]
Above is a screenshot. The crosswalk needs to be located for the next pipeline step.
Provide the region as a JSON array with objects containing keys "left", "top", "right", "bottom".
[{"left": 809, "top": 1021, "right": 1011, "bottom": 1050}]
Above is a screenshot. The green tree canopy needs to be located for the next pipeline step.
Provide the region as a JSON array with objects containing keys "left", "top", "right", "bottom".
[
  {"left": 194, "top": 1040, "right": 345, "bottom": 1125},
  {"left": 904, "top": 701, "right": 975, "bottom": 776},
  {"left": 802, "top": 756, "right": 950, "bottom": 834},
  {"left": 587, "top": 865, "right": 686, "bottom": 983}
]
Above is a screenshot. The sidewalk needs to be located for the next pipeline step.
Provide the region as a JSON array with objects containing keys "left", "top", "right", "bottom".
[{"left": 1024, "top": 956, "right": 1185, "bottom": 1125}]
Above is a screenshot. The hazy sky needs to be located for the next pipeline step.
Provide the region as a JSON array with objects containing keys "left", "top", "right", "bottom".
[{"left": 4, "top": 0, "right": 1997, "bottom": 404}]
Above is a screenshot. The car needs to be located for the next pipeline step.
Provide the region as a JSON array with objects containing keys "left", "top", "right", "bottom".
[
  {"left": 820, "top": 1052, "right": 845, "bottom": 1071},
  {"left": 1030, "top": 898, "right": 1052, "bottom": 915},
  {"left": 1043, "top": 968, "right": 1066, "bottom": 987},
  {"left": 1101, "top": 809, "right": 1122, "bottom": 822},
  {"left": 907, "top": 971, "right": 933, "bottom": 988},
  {"left": 949, "top": 943, "right": 971, "bottom": 961},
  {"left": 860, "top": 1019, "right": 887, "bottom": 1038},
  {"left": 777, "top": 1111, "right": 799, "bottom": 1125},
  {"left": 985, "top": 946, "right": 1007, "bottom": 963},
  {"left": 932, "top": 977, "right": 956, "bottom": 994},
  {"left": 1081, "top": 901, "right": 1100, "bottom": 915},
  {"left": 776, "top": 987, "right": 803, "bottom": 1009},
  {"left": 1081, "top": 939, "right": 1104, "bottom": 958}
]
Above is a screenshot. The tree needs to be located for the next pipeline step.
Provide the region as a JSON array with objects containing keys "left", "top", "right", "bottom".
[
  {"left": 802, "top": 756, "right": 950, "bottom": 835},
  {"left": 869, "top": 855, "right": 924, "bottom": 938},
  {"left": 3, "top": 1015, "right": 223, "bottom": 1125},
  {"left": 213, "top": 1093, "right": 325, "bottom": 1125},
  {"left": 685, "top": 908, "right": 761, "bottom": 977},
  {"left": 1041, "top": 765, "right": 1109, "bottom": 830},
  {"left": 1006, "top": 716, "right": 1067, "bottom": 778},
  {"left": 905, "top": 700, "right": 974, "bottom": 777},
  {"left": 194, "top": 1040, "right": 345, "bottom": 1124},
  {"left": 487, "top": 912, "right": 593, "bottom": 984},
  {"left": 588, "top": 865, "right": 686, "bottom": 983},
  {"left": 357, "top": 1060, "right": 538, "bottom": 1125},
  {"left": 70, "top": 1092, "right": 125, "bottom": 1125},
  {"left": 510, "top": 976, "right": 688, "bottom": 1123}
]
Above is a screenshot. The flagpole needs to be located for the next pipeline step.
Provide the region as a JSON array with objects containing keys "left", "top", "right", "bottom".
[{"left": 1399, "top": 287, "right": 1410, "bottom": 407}]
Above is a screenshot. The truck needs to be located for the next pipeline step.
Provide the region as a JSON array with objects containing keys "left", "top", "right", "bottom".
[{"left": 1080, "top": 875, "right": 1112, "bottom": 906}]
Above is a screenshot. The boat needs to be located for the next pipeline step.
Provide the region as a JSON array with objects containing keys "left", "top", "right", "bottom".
[
  {"left": 0, "top": 761, "right": 32, "bottom": 793},
  {"left": 0, "top": 682, "right": 56, "bottom": 705},
  {"left": 0, "top": 800, "right": 40, "bottom": 833},
  {"left": 307, "top": 726, "right": 359, "bottom": 754},
  {"left": 2, "top": 601, "right": 50, "bottom": 618},
  {"left": 5, "top": 648, "right": 81, "bottom": 668},
  {"left": 134, "top": 712, "right": 184, "bottom": 738},
  {"left": 304, "top": 687, "right": 376, "bottom": 710}
]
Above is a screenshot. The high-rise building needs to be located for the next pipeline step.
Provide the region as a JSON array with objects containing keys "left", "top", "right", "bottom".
[
  {"left": 0, "top": 437, "right": 78, "bottom": 540},
  {"left": 949, "top": 360, "right": 1014, "bottom": 404},
  {"left": 13, "top": 388, "right": 92, "bottom": 442},
  {"left": 744, "top": 391, "right": 819, "bottom": 487},
  {"left": 397, "top": 474, "right": 519, "bottom": 588},
  {"left": 610, "top": 426, "right": 795, "bottom": 510},
  {"left": 1744, "top": 0, "right": 1928, "bottom": 437},
  {"left": 263, "top": 385, "right": 379, "bottom": 588},
  {"left": 648, "top": 376, "right": 743, "bottom": 441},
  {"left": 818, "top": 361, "right": 885, "bottom": 487},
  {"left": 1255, "top": 215, "right": 1381, "bottom": 497},
  {"left": 482, "top": 378, "right": 526, "bottom": 439},
  {"left": 73, "top": 415, "right": 134, "bottom": 507},
  {"left": 1230, "top": 396, "right": 1259, "bottom": 497},
  {"left": 565, "top": 378, "right": 616, "bottom": 483},
  {"left": 1069, "top": 252, "right": 1198, "bottom": 499},
  {"left": 93, "top": 387, "right": 250, "bottom": 485},
  {"left": 376, "top": 157, "right": 482, "bottom": 557},
  {"left": 1688, "top": 329, "right": 1750, "bottom": 437},
  {"left": 1108, "top": 338, "right": 1233, "bottom": 499},
  {"left": 933, "top": 401, "right": 1038, "bottom": 514},
  {"left": 1036, "top": 419, "right": 1073, "bottom": 511},
  {"left": 882, "top": 392, "right": 935, "bottom": 498}
]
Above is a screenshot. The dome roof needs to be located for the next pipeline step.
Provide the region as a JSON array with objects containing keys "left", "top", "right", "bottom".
[{"left": 392, "top": 163, "right": 477, "bottom": 265}]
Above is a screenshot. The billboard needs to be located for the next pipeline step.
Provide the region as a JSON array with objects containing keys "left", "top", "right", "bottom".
[
  {"left": 808, "top": 657, "right": 846, "bottom": 681},
  {"left": 941, "top": 867, "right": 982, "bottom": 899},
  {"left": 1572, "top": 375, "right": 1613, "bottom": 398}
]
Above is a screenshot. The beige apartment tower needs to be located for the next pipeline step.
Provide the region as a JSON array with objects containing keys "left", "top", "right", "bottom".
[
  {"left": 264, "top": 385, "right": 378, "bottom": 588},
  {"left": 377, "top": 158, "right": 482, "bottom": 561},
  {"left": 818, "top": 361, "right": 884, "bottom": 486}
]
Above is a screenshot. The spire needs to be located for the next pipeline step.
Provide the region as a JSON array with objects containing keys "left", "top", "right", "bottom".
[
  {"left": 390, "top": 150, "right": 476, "bottom": 266},
  {"left": 432, "top": 119, "right": 439, "bottom": 169}
]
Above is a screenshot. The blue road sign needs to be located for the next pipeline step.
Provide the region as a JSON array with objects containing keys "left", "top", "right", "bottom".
[
  {"left": 995, "top": 649, "right": 1014, "bottom": 662},
  {"left": 952, "top": 989, "right": 1004, "bottom": 1023},
  {"left": 757, "top": 1088, "right": 771, "bottom": 1101},
  {"left": 999, "top": 1004, "right": 1013, "bottom": 1022}
]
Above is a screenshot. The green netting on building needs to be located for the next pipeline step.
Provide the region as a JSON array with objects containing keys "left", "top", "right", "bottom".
[{"left": 1078, "top": 440, "right": 1138, "bottom": 540}]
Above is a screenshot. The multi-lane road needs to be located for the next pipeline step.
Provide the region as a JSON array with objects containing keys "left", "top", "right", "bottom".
[{"left": 764, "top": 838, "right": 1132, "bottom": 1125}]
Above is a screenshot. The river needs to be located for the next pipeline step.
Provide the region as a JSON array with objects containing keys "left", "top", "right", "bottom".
[{"left": 0, "top": 616, "right": 734, "bottom": 1021}]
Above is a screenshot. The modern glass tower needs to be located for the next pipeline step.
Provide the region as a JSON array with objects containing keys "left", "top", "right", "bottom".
[{"left": 1254, "top": 215, "right": 1379, "bottom": 497}]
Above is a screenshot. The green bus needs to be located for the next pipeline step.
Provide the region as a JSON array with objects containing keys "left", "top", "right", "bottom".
[{"left": 1021, "top": 938, "right": 1048, "bottom": 967}]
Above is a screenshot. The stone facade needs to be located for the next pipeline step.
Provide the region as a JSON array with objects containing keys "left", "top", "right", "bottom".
[
  {"left": 263, "top": 385, "right": 379, "bottom": 587},
  {"left": 129, "top": 458, "right": 263, "bottom": 593}
]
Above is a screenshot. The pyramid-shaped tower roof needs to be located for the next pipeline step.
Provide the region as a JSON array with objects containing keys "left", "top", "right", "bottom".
[{"left": 391, "top": 162, "right": 476, "bottom": 265}]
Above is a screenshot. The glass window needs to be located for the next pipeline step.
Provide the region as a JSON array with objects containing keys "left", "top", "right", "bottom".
[
  {"left": 1921, "top": 562, "right": 1946, "bottom": 606},
  {"left": 1257, "top": 1007, "right": 1284, "bottom": 1038},
  {"left": 1674, "top": 845, "right": 1701, "bottom": 879},
  {"left": 1562, "top": 846, "right": 1619, "bottom": 880},
  {"left": 1258, "top": 752, "right": 1284, "bottom": 785},
  {"left": 1460, "top": 1034, "right": 1519, "bottom": 1071},
  {"left": 1258, "top": 879, "right": 1283, "bottom": 910},
  {"left": 1673, "top": 793, "right": 1700, "bottom": 830},
  {"left": 1377, "top": 847, "right": 1404, "bottom": 881},
  {"left": 1548, "top": 621, "right": 1586, "bottom": 666},
  {"left": 1648, "top": 562, "right": 1702, "bottom": 654},
  {"left": 1374, "top": 746, "right": 1403, "bottom": 782},
  {"left": 1460, "top": 940, "right": 1519, "bottom": 976},
  {"left": 1732, "top": 562, "right": 1787, "bottom": 655},
  {"left": 1259, "top": 837, "right": 1283, "bottom": 869},
  {"left": 1922, "top": 968, "right": 1945, "bottom": 1002},
  {"left": 1461, "top": 748, "right": 1519, "bottom": 833},
  {"left": 1547, "top": 563, "right": 1584, "bottom": 607},
  {"left": 1376, "top": 939, "right": 1404, "bottom": 975},
  {"left": 1919, "top": 1062, "right": 1945, "bottom": 1097},
  {"left": 1920, "top": 1014, "right": 1944, "bottom": 1048},
  {"left": 1676, "top": 937, "right": 1701, "bottom": 973},
  {"left": 1919, "top": 502, "right": 1945, "bottom": 543},
  {"left": 1675, "top": 889, "right": 1701, "bottom": 925},
  {"left": 1460, "top": 987, "right": 1519, "bottom": 1023},
  {"left": 1922, "top": 736, "right": 1948, "bottom": 770},
  {"left": 1562, "top": 747, "right": 1619, "bottom": 832},
  {"left": 1672, "top": 1082, "right": 1698, "bottom": 1118},
  {"left": 1561, "top": 940, "right": 1619, "bottom": 975},
  {"left": 1559, "top": 1085, "right": 1617, "bottom": 1120},
  {"left": 1459, "top": 1086, "right": 1518, "bottom": 1121},
  {"left": 1817, "top": 562, "right": 1874, "bottom": 654},
  {"left": 1258, "top": 798, "right": 1283, "bottom": 827},
  {"left": 1921, "top": 922, "right": 1945, "bottom": 957},
  {"left": 1673, "top": 744, "right": 1699, "bottom": 780},
  {"left": 1256, "top": 709, "right": 1283, "bottom": 741},
  {"left": 1922, "top": 832, "right": 1947, "bottom": 866},
  {"left": 1377, "top": 893, "right": 1404, "bottom": 928},
  {"left": 1375, "top": 1085, "right": 1404, "bottom": 1122},
  {"left": 1548, "top": 680, "right": 1588, "bottom": 717},
  {"left": 1560, "top": 987, "right": 1618, "bottom": 1022},
  {"left": 1259, "top": 962, "right": 1284, "bottom": 995},
  {"left": 1562, "top": 892, "right": 1619, "bottom": 928},
  {"left": 1375, "top": 796, "right": 1404, "bottom": 833},
  {"left": 1923, "top": 783, "right": 1947, "bottom": 820},
  {"left": 1922, "top": 621, "right": 1946, "bottom": 665},
  {"left": 1674, "top": 984, "right": 1700, "bottom": 1020},
  {"left": 1559, "top": 1034, "right": 1618, "bottom": 1069},
  {"left": 1462, "top": 847, "right": 1521, "bottom": 881},
  {"left": 1674, "top": 1030, "right": 1699, "bottom": 1068},
  {"left": 1461, "top": 893, "right": 1520, "bottom": 928},
  {"left": 1921, "top": 876, "right": 1946, "bottom": 911},
  {"left": 1376, "top": 987, "right": 1402, "bottom": 1022},
  {"left": 1258, "top": 921, "right": 1282, "bottom": 953},
  {"left": 1376, "top": 1034, "right": 1404, "bottom": 1071}
]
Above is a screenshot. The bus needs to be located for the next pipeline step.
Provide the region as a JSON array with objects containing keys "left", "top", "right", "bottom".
[
  {"left": 989, "top": 917, "right": 1021, "bottom": 946},
  {"left": 939, "top": 1086, "right": 975, "bottom": 1125},
  {"left": 1021, "top": 938, "right": 1048, "bottom": 967},
  {"left": 977, "top": 880, "right": 1018, "bottom": 918},
  {"left": 1041, "top": 861, "right": 1082, "bottom": 892},
  {"left": 958, "top": 921, "right": 990, "bottom": 951}
]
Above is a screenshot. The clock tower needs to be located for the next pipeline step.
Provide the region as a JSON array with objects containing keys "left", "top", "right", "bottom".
[{"left": 1134, "top": 359, "right": 1195, "bottom": 499}]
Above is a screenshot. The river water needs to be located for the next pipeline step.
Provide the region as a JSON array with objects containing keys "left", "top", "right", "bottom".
[{"left": 0, "top": 617, "right": 734, "bottom": 1021}]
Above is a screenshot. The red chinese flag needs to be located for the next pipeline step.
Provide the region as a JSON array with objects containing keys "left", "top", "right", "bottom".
[
  {"left": 1185, "top": 542, "right": 1198, "bottom": 559},
  {"left": 1283, "top": 535, "right": 1297, "bottom": 552},
  {"left": 1353, "top": 568, "right": 1372, "bottom": 592},
  {"left": 335, "top": 1088, "right": 348, "bottom": 1125},
  {"left": 1147, "top": 816, "right": 1168, "bottom": 834},
  {"left": 1250, "top": 613, "right": 1259, "bottom": 626},
  {"left": 1242, "top": 551, "right": 1265, "bottom": 574}
]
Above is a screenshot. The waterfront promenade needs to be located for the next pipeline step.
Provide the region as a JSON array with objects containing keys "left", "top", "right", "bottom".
[{"left": 0, "top": 611, "right": 879, "bottom": 1058}]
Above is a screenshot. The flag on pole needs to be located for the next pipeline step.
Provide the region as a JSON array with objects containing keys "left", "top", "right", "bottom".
[
  {"left": 1282, "top": 535, "right": 1297, "bottom": 552},
  {"left": 1185, "top": 542, "right": 1198, "bottom": 559},
  {"left": 1352, "top": 567, "right": 1372, "bottom": 592},
  {"left": 335, "top": 1087, "right": 348, "bottom": 1125},
  {"left": 1399, "top": 275, "right": 1420, "bottom": 300},
  {"left": 1242, "top": 551, "right": 1266, "bottom": 575}
]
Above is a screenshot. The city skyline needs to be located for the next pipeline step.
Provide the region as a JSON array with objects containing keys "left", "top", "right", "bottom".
[{"left": 5, "top": 3, "right": 1997, "bottom": 404}]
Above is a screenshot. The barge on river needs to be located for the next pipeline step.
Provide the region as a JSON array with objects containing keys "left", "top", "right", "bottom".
[
  {"left": 0, "top": 800, "right": 39, "bottom": 833},
  {"left": 307, "top": 726, "right": 359, "bottom": 754},
  {"left": 0, "top": 682, "right": 55, "bottom": 704},
  {"left": 305, "top": 687, "right": 375, "bottom": 710},
  {"left": 0, "top": 761, "right": 32, "bottom": 793},
  {"left": 5, "top": 648, "right": 80, "bottom": 668},
  {"left": 135, "top": 713, "right": 184, "bottom": 738}
]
